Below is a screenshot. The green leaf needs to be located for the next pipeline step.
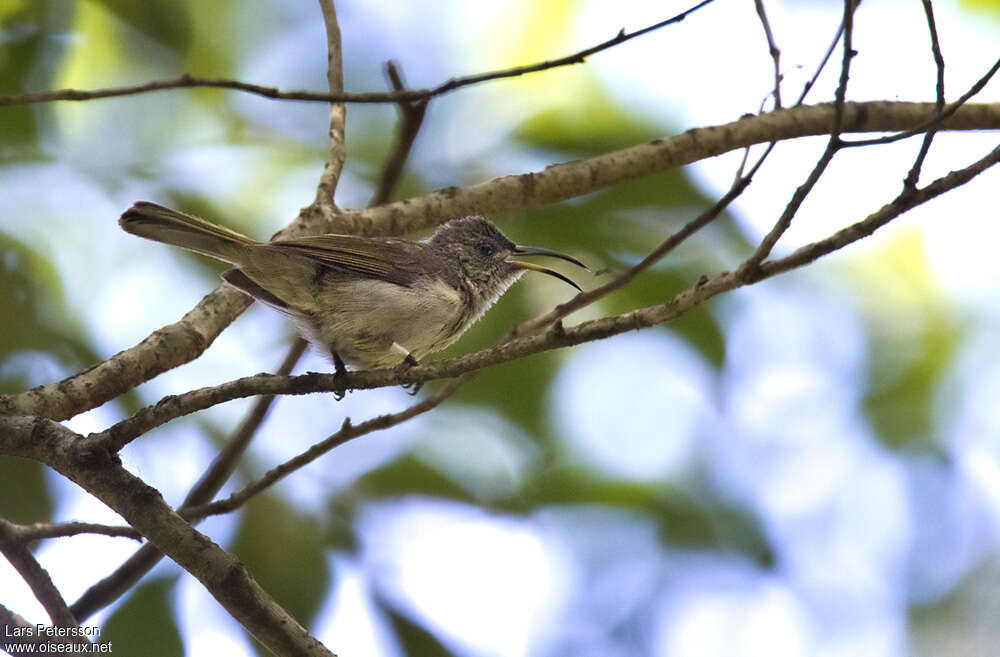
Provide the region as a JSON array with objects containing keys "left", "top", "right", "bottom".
[
  {"left": 229, "top": 492, "right": 329, "bottom": 646},
  {"left": 0, "top": 456, "right": 52, "bottom": 524},
  {"left": 101, "top": 576, "right": 183, "bottom": 657}
]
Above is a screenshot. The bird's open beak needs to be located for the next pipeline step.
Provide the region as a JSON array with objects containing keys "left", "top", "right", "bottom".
[{"left": 508, "top": 245, "right": 588, "bottom": 292}]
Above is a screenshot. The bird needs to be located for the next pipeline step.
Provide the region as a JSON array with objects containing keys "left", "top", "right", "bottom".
[{"left": 119, "top": 201, "right": 587, "bottom": 372}]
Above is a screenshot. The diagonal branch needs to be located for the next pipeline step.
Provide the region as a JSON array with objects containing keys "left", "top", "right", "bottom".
[
  {"left": 844, "top": 54, "right": 1000, "bottom": 149},
  {"left": 0, "top": 416, "right": 336, "bottom": 657},
  {"left": 337, "top": 101, "right": 1000, "bottom": 238},
  {"left": 902, "top": 0, "right": 946, "bottom": 191},
  {"left": 0, "top": 518, "right": 87, "bottom": 636},
  {"left": 0, "top": 603, "right": 64, "bottom": 652},
  {"left": 77, "top": 138, "right": 1000, "bottom": 440},
  {"left": 370, "top": 61, "right": 429, "bottom": 206},
  {"left": 181, "top": 376, "right": 467, "bottom": 522},
  {"left": 512, "top": 143, "right": 775, "bottom": 337},
  {"left": 2, "top": 101, "right": 999, "bottom": 422}
]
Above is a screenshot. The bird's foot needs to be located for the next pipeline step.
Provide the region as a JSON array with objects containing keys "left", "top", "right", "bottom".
[{"left": 394, "top": 351, "right": 423, "bottom": 396}]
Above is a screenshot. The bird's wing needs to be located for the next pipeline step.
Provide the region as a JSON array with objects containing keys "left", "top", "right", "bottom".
[{"left": 265, "top": 235, "right": 424, "bottom": 286}]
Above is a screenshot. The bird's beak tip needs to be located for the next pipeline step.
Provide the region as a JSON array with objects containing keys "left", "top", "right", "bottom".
[{"left": 509, "top": 260, "right": 583, "bottom": 292}]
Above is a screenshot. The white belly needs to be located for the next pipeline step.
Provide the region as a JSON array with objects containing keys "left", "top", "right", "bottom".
[{"left": 301, "top": 277, "right": 468, "bottom": 369}]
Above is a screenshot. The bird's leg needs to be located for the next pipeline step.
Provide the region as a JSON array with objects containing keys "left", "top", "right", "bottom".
[
  {"left": 331, "top": 348, "right": 348, "bottom": 400},
  {"left": 391, "top": 342, "right": 423, "bottom": 395}
]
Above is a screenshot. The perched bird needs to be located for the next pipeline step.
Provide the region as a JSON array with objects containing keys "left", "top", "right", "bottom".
[{"left": 119, "top": 202, "right": 586, "bottom": 371}]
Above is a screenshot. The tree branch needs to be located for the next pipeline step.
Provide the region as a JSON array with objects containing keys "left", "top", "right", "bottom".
[
  {"left": 2, "top": 101, "right": 998, "bottom": 422},
  {"left": 512, "top": 143, "right": 774, "bottom": 337},
  {"left": 337, "top": 101, "right": 1000, "bottom": 237},
  {"left": 0, "top": 603, "right": 61, "bottom": 652},
  {"left": 70, "top": 60, "right": 432, "bottom": 620},
  {"left": 754, "top": 0, "right": 782, "bottom": 109},
  {"left": 902, "top": 0, "right": 946, "bottom": 191},
  {"left": 11, "top": 520, "right": 141, "bottom": 542},
  {"left": 370, "top": 61, "right": 429, "bottom": 206},
  {"left": 182, "top": 376, "right": 467, "bottom": 522},
  {"left": 0, "top": 0, "right": 717, "bottom": 109},
  {"left": 0, "top": 417, "right": 335, "bottom": 657},
  {"left": 312, "top": 0, "right": 347, "bottom": 209},
  {"left": 73, "top": 139, "right": 1000, "bottom": 439},
  {"left": 69, "top": 340, "right": 309, "bottom": 622},
  {"left": 739, "top": 0, "right": 859, "bottom": 273},
  {"left": 0, "top": 518, "right": 86, "bottom": 636}
]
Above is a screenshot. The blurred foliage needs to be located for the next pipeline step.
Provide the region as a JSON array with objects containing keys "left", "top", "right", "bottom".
[
  {"left": 0, "top": 232, "right": 102, "bottom": 399},
  {"left": 0, "top": 0, "right": 73, "bottom": 159},
  {"left": 0, "top": 456, "right": 52, "bottom": 524},
  {"left": 378, "top": 601, "right": 458, "bottom": 657},
  {"left": 102, "top": 576, "right": 184, "bottom": 657},
  {"left": 90, "top": 0, "right": 192, "bottom": 51},
  {"left": 849, "top": 229, "right": 961, "bottom": 449},
  {"left": 500, "top": 466, "right": 772, "bottom": 564},
  {"left": 957, "top": 0, "right": 1000, "bottom": 17},
  {"left": 230, "top": 493, "right": 329, "bottom": 653}
]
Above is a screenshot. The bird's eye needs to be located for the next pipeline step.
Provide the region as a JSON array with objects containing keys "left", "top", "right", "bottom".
[{"left": 477, "top": 242, "right": 496, "bottom": 257}]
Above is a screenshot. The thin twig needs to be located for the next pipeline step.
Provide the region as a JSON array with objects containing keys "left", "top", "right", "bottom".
[
  {"left": 755, "top": 0, "right": 783, "bottom": 109},
  {"left": 370, "top": 61, "right": 429, "bottom": 206},
  {"left": 70, "top": 338, "right": 306, "bottom": 620},
  {"left": 0, "top": 519, "right": 87, "bottom": 635},
  {"left": 0, "top": 0, "right": 717, "bottom": 110},
  {"left": 182, "top": 376, "right": 468, "bottom": 522},
  {"left": 740, "top": 0, "right": 858, "bottom": 273},
  {"left": 902, "top": 0, "right": 946, "bottom": 191},
  {"left": 13, "top": 520, "right": 141, "bottom": 542},
  {"left": 313, "top": 0, "right": 347, "bottom": 208},
  {"left": 794, "top": 1, "right": 862, "bottom": 107},
  {"left": 513, "top": 142, "right": 776, "bottom": 337},
  {"left": 2, "top": 419, "right": 337, "bottom": 657},
  {"left": 844, "top": 55, "right": 1000, "bottom": 149}
]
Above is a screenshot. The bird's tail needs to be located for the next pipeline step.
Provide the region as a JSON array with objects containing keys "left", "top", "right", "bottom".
[{"left": 118, "top": 202, "right": 256, "bottom": 265}]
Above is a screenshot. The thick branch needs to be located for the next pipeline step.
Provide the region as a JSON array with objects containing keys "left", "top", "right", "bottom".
[
  {"left": 0, "top": 417, "right": 335, "bottom": 657},
  {"left": 2, "top": 101, "right": 998, "bottom": 422},
  {"left": 81, "top": 140, "right": 1000, "bottom": 424},
  {"left": 337, "top": 101, "right": 1000, "bottom": 237}
]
